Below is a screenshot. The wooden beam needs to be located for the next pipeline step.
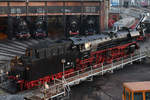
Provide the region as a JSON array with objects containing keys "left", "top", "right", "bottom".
[
  {"left": 47, "top": 2, "right": 63, "bottom": 6},
  {"left": 83, "top": 2, "right": 100, "bottom": 6},
  {"left": 0, "top": 2, "right": 8, "bottom": 6},
  {"left": 9, "top": 2, "right": 26, "bottom": 6},
  {"left": 65, "top": 2, "right": 81, "bottom": 6},
  {"left": 28, "top": 2, "right": 45, "bottom": 6}
]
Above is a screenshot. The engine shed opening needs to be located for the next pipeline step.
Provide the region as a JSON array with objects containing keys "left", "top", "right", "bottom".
[
  {"left": 0, "top": 0, "right": 108, "bottom": 40},
  {"left": 0, "top": 17, "right": 7, "bottom": 40}
]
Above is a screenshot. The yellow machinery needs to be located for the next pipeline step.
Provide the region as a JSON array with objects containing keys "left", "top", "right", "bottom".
[{"left": 122, "top": 81, "right": 150, "bottom": 100}]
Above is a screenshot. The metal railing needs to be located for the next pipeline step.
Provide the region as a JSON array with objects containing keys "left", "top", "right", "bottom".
[
  {"left": 61, "top": 50, "right": 145, "bottom": 85},
  {"left": 24, "top": 76, "right": 70, "bottom": 100},
  {"left": 24, "top": 49, "right": 147, "bottom": 100}
]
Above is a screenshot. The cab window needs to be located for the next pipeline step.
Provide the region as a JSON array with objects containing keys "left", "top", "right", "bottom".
[
  {"left": 123, "top": 87, "right": 125, "bottom": 96},
  {"left": 146, "top": 92, "right": 150, "bottom": 100},
  {"left": 126, "top": 90, "right": 129, "bottom": 100},
  {"left": 134, "top": 92, "right": 143, "bottom": 100},
  {"left": 126, "top": 90, "right": 131, "bottom": 100}
]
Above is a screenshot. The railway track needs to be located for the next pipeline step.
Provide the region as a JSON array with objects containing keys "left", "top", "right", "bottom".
[
  {"left": 0, "top": 38, "right": 49, "bottom": 83},
  {"left": 0, "top": 39, "right": 48, "bottom": 59}
]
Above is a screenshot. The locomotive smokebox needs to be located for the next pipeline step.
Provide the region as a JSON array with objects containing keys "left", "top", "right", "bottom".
[
  {"left": 82, "top": 16, "right": 99, "bottom": 35},
  {"left": 66, "top": 16, "right": 80, "bottom": 37}
]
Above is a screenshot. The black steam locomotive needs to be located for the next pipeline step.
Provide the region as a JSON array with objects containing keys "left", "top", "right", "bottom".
[
  {"left": 14, "top": 17, "right": 31, "bottom": 39},
  {"left": 7, "top": 17, "right": 47, "bottom": 40},
  {"left": 32, "top": 17, "right": 47, "bottom": 39},
  {"left": 83, "top": 16, "right": 98, "bottom": 35},
  {"left": 67, "top": 16, "right": 80, "bottom": 36},
  {"left": 7, "top": 23, "right": 142, "bottom": 93},
  {"left": 66, "top": 16, "right": 99, "bottom": 36},
  {"left": 6, "top": 13, "right": 149, "bottom": 93}
]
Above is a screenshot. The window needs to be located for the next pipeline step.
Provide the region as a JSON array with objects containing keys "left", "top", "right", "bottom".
[
  {"left": 125, "top": 89, "right": 132, "bottom": 100},
  {"left": 134, "top": 92, "right": 143, "bottom": 100},
  {"left": 29, "top": 6, "right": 45, "bottom": 14},
  {"left": 123, "top": 87, "right": 125, "bottom": 97},
  {"left": 0, "top": 7, "right": 7, "bottom": 14},
  {"left": 37, "top": 8, "right": 45, "bottom": 13},
  {"left": 35, "top": 50, "right": 39, "bottom": 58},
  {"left": 124, "top": 88, "right": 125, "bottom": 94},
  {"left": 10, "top": 7, "right": 25, "bottom": 14},
  {"left": 130, "top": 93, "right": 132, "bottom": 100},
  {"left": 64, "top": 6, "right": 81, "bottom": 13},
  {"left": 52, "top": 48, "right": 58, "bottom": 56},
  {"left": 47, "top": 6, "right": 63, "bottom": 13},
  {"left": 146, "top": 92, "right": 150, "bottom": 100},
  {"left": 84, "top": 7, "right": 96, "bottom": 13},
  {"left": 126, "top": 90, "right": 129, "bottom": 100}
]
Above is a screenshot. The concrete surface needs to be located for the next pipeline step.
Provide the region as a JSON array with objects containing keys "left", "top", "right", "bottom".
[{"left": 69, "top": 61, "right": 150, "bottom": 100}]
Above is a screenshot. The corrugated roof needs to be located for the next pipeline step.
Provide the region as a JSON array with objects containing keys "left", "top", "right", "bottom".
[{"left": 123, "top": 81, "right": 150, "bottom": 92}]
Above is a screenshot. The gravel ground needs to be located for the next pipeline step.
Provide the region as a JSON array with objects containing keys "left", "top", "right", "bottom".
[
  {"left": 69, "top": 60, "right": 150, "bottom": 100},
  {"left": 0, "top": 95, "right": 24, "bottom": 100}
]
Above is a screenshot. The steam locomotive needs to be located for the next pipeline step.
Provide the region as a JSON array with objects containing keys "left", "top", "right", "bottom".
[
  {"left": 6, "top": 15, "right": 148, "bottom": 93},
  {"left": 67, "top": 16, "right": 98, "bottom": 36},
  {"left": 14, "top": 17, "right": 31, "bottom": 39},
  {"left": 10, "top": 16, "right": 98, "bottom": 40},
  {"left": 32, "top": 17, "right": 47, "bottom": 39},
  {"left": 83, "top": 16, "right": 98, "bottom": 35},
  {"left": 67, "top": 17, "right": 80, "bottom": 36},
  {"left": 8, "top": 17, "right": 47, "bottom": 39}
]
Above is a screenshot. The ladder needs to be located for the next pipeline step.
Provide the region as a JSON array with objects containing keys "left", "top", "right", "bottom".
[{"left": 62, "top": 76, "right": 71, "bottom": 96}]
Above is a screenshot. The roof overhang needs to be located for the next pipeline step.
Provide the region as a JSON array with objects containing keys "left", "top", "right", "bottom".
[{"left": 0, "top": 0, "right": 103, "bottom": 2}]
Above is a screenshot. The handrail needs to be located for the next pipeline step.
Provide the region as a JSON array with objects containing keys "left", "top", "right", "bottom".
[{"left": 24, "top": 49, "right": 147, "bottom": 100}]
